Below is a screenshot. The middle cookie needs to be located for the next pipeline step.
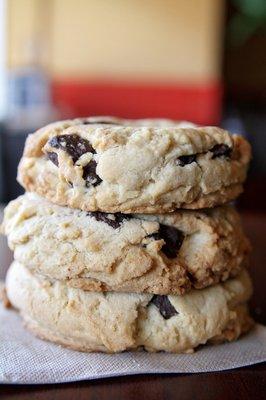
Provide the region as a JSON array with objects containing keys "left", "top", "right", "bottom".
[{"left": 2, "top": 193, "right": 250, "bottom": 295}]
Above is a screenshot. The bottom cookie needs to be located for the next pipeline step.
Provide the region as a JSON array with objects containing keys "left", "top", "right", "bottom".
[{"left": 6, "top": 261, "right": 253, "bottom": 353}]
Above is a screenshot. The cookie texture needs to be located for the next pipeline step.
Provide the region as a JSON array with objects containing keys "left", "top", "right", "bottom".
[
  {"left": 6, "top": 261, "right": 253, "bottom": 353},
  {"left": 17, "top": 117, "right": 251, "bottom": 213},
  {"left": 1, "top": 193, "right": 250, "bottom": 295}
]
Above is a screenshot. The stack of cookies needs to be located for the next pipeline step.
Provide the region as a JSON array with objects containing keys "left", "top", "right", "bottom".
[{"left": 1, "top": 117, "right": 253, "bottom": 353}]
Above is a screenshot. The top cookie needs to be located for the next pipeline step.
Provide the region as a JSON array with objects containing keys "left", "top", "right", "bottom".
[{"left": 18, "top": 116, "right": 251, "bottom": 213}]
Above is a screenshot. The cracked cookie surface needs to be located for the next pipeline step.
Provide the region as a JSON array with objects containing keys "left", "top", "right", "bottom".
[
  {"left": 1, "top": 193, "right": 250, "bottom": 295},
  {"left": 6, "top": 261, "right": 253, "bottom": 353},
  {"left": 17, "top": 117, "right": 251, "bottom": 213}
]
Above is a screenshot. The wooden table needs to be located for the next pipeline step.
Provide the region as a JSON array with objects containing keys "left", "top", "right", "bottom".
[{"left": 1, "top": 212, "right": 266, "bottom": 400}]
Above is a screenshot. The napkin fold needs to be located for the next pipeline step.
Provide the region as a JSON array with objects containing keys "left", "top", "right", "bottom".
[{"left": 1, "top": 304, "right": 265, "bottom": 384}]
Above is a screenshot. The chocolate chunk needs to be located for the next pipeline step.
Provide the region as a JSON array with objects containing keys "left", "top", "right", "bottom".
[
  {"left": 47, "top": 134, "right": 103, "bottom": 187},
  {"left": 210, "top": 144, "right": 232, "bottom": 159},
  {"left": 83, "top": 160, "right": 102, "bottom": 187},
  {"left": 177, "top": 144, "right": 232, "bottom": 165},
  {"left": 47, "top": 151, "right": 59, "bottom": 166},
  {"left": 177, "top": 154, "right": 196, "bottom": 167},
  {"left": 83, "top": 120, "right": 121, "bottom": 125},
  {"left": 48, "top": 134, "right": 95, "bottom": 163},
  {"left": 88, "top": 211, "right": 132, "bottom": 229},
  {"left": 150, "top": 295, "right": 178, "bottom": 319},
  {"left": 159, "top": 225, "right": 185, "bottom": 258},
  {"left": 148, "top": 224, "right": 184, "bottom": 259}
]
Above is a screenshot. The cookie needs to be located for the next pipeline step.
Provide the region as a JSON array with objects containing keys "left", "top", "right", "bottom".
[
  {"left": 2, "top": 193, "right": 250, "bottom": 295},
  {"left": 17, "top": 117, "right": 251, "bottom": 213},
  {"left": 6, "top": 261, "right": 253, "bottom": 353}
]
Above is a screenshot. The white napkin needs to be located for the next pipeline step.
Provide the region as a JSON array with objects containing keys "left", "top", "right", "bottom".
[{"left": 0, "top": 303, "right": 265, "bottom": 384}]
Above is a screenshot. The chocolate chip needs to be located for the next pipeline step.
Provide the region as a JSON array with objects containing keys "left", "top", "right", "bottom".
[
  {"left": 83, "top": 160, "right": 102, "bottom": 187},
  {"left": 47, "top": 151, "right": 59, "bottom": 166},
  {"left": 177, "top": 154, "right": 196, "bottom": 167},
  {"left": 177, "top": 144, "right": 232, "bottom": 165},
  {"left": 150, "top": 295, "right": 178, "bottom": 319},
  {"left": 47, "top": 134, "right": 103, "bottom": 187},
  {"left": 48, "top": 134, "right": 95, "bottom": 163},
  {"left": 87, "top": 211, "right": 132, "bottom": 229},
  {"left": 210, "top": 144, "right": 232, "bottom": 159},
  {"left": 148, "top": 224, "right": 184, "bottom": 259},
  {"left": 83, "top": 120, "right": 121, "bottom": 125}
]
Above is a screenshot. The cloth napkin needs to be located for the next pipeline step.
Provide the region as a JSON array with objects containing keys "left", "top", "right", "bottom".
[{"left": 0, "top": 303, "right": 265, "bottom": 384}]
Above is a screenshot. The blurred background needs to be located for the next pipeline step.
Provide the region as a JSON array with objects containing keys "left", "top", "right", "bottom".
[{"left": 0, "top": 0, "right": 265, "bottom": 209}]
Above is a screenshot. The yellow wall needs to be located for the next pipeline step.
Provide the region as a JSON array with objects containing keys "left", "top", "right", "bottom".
[
  {"left": 7, "top": 0, "right": 52, "bottom": 69},
  {"left": 7, "top": 0, "right": 224, "bottom": 83}
]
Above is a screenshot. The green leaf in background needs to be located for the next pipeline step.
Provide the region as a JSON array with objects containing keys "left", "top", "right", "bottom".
[
  {"left": 233, "top": 0, "right": 266, "bottom": 17},
  {"left": 228, "top": 0, "right": 266, "bottom": 46}
]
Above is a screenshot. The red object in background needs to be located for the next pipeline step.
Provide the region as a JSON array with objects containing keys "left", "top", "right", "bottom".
[{"left": 52, "top": 80, "right": 222, "bottom": 125}]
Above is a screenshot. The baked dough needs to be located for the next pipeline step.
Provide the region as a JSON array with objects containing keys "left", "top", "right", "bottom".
[
  {"left": 2, "top": 193, "right": 250, "bottom": 294},
  {"left": 6, "top": 261, "right": 253, "bottom": 353},
  {"left": 17, "top": 117, "right": 251, "bottom": 213}
]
